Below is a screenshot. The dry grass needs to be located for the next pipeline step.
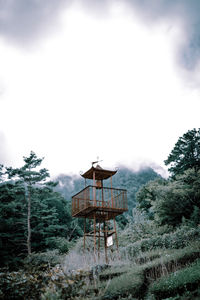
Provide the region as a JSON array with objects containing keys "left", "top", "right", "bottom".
[{"left": 62, "top": 248, "right": 131, "bottom": 276}]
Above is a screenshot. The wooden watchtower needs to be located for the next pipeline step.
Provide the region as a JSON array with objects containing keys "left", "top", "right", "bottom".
[{"left": 72, "top": 164, "right": 127, "bottom": 263}]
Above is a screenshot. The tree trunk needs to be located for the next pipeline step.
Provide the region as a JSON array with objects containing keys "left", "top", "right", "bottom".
[{"left": 27, "top": 189, "right": 31, "bottom": 255}]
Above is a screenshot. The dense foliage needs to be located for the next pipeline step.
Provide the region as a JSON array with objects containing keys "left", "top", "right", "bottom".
[
  {"left": 137, "top": 128, "right": 200, "bottom": 227},
  {"left": 0, "top": 152, "right": 82, "bottom": 268},
  {"left": 0, "top": 152, "right": 159, "bottom": 268},
  {"left": 164, "top": 128, "right": 200, "bottom": 177}
]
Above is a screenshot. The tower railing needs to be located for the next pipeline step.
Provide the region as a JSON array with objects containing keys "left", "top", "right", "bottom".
[{"left": 72, "top": 185, "right": 127, "bottom": 217}]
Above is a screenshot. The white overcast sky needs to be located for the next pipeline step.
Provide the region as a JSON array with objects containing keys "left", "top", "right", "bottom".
[{"left": 0, "top": 0, "right": 200, "bottom": 177}]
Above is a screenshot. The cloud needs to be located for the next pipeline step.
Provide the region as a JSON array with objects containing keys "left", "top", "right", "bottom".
[
  {"left": 1, "top": 0, "right": 200, "bottom": 70},
  {"left": 125, "top": 0, "right": 200, "bottom": 70},
  {"left": 1, "top": 0, "right": 200, "bottom": 72},
  {"left": 0, "top": 83, "right": 5, "bottom": 98},
  {"left": 0, "top": 132, "right": 9, "bottom": 165},
  {"left": 0, "top": 0, "right": 71, "bottom": 45}
]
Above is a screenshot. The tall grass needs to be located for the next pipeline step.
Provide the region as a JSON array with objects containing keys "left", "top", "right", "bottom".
[{"left": 62, "top": 248, "right": 131, "bottom": 276}]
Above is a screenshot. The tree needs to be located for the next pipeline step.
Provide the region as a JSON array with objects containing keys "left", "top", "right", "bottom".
[
  {"left": 152, "top": 180, "right": 191, "bottom": 226},
  {"left": 0, "top": 181, "right": 26, "bottom": 268},
  {"left": 137, "top": 168, "right": 200, "bottom": 227},
  {"left": 136, "top": 178, "right": 167, "bottom": 220},
  {"left": 0, "top": 164, "right": 4, "bottom": 181},
  {"left": 164, "top": 128, "right": 200, "bottom": 177},
  {"left": 153, "top": 169, "right": 200, "bottom": 226},
  {"left": 7, "top": 151, "right": 49, "bottom": 255},
  {"left": 30, "top": 185, "right": 80, "bottom": 252}
]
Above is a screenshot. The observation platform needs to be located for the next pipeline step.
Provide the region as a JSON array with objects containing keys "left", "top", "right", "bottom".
[{"left": 72, "top": 185, "right": 128, "bottom": 221}]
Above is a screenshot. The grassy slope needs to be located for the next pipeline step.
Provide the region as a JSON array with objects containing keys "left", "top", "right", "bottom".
[
  {"left": 1, "top": 228, "right": 199, "bottom": 299},
  {"left": 77, "top": 224, "right": 200, "bottom": 300},
  {"left": 98, "top": 242, "right": 200, "bottom": 299}
]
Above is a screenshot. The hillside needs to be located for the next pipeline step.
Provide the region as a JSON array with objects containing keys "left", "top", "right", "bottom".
[
  {"left": 1, "top": 225, "right": 199, "bottom": 299},
  {"left": 1, "top": 129, "right": 200, "bottom": 299}
]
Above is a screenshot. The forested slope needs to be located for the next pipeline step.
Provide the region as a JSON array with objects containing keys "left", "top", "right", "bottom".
[
  {"left": 0, "top": 154, "right": 160, "bottom": 269},
  {"left": 1, "top": 128, "right": 200, "bottom": 299}
]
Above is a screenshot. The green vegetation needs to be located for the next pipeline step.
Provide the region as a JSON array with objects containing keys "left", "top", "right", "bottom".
[
  {"left": 103, "top": 266, "right": 144, "bottom": 299},
  {"left": 149, "top": 259, "right": 200, "bottom": 299},
  {"left": 0, "top": 152, "right": 81, "bottom": 269},
  {"left": 0, "top": 128, "right": 200, "bottom": 299},
  {"left": 0, "top": 151, "right": 158, "bottom": 269},
  {"left": 99, "top": 241, "right": 200, "bottom": 299},
  {"left": 121, "top": 226, "right": 200, "bottom": 259},
  {"left": 164, "top": 128, "right": 200, "bottom": 177}
]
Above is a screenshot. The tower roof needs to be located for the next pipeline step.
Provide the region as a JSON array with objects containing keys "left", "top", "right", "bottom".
[{"left": 81, "top": 165, "right": 117, "bottom": 180}]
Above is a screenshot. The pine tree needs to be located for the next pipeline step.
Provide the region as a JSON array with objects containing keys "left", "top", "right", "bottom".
[
  {"left": 0, "top": 181, "right": 26, "bottom": 267},
  {"left": 164, "top": 128, "right": 200, "bottom": 177},
  {"left": 7, "top": 151, "right": 49, "bottom": 255}
]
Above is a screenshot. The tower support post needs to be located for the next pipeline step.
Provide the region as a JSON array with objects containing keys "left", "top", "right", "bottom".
[
  {"left": 83, "top": 217, "right": 86, "bottom": 252},
  {"left": 94, "top": 213, "right": 96, "bottom": 262},
  {"left": 113, "top": 217, "right": 120, "bottom": 259},
  {"left": 98, "top": 222, "right": 101, "bottom": 260},
  {"left": 103, "top": 220, "right": 108, "bottom": 264}
]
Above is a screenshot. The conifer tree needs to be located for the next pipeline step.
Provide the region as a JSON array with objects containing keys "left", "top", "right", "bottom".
[
  {"left": 7, "top": 151, "right": 49, "bottom": 255},
  {"left": 164, "top": 128, "right": 200, "bottom": 177}
]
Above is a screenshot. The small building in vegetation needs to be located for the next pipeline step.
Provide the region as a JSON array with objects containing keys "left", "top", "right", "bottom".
[{"left": 72, "top": 163, "right": 127, "bottom": 262}]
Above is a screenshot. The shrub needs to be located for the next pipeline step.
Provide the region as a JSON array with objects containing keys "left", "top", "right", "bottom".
[
  {"left": 23, "top": 250, "right": 62, "bottom": 270},
  {"left": 143, "top": 244, "right": 200, "bottom": 281},
  {"left": 41, "top": 287, "right": 62, "bottom": 300},
  {"left": 45, "top": 237, "right": 72, "bottom": 254},
  {"left": 149, "top": 259, "right": 200, "bottom": 299},
  {"left": 120, "top": 226, "right": 200, "bottom": 260},
  {"left": 102, "top": 266, "right": 144, "bottom": 299},
  {"left": 99, "top": 264, "right": 132, "bottom": 281}
]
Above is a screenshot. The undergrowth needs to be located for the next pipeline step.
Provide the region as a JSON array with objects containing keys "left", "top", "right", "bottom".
[
  {"left": 120, "top": 225, "right": 200, "bottom": 260},
  {"left": 149, "top": 259, "right": 200, "bottom": 299},
  {"left": 100, "top": 242, "right": 200, "bottom": 299}
]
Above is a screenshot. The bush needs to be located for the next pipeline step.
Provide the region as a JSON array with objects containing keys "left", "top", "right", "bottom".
[
  {"left": 23, "top": 250, "right": 62, "bottom": 270},
  {"left": 149, "top": 259, "right": 200, "bottom": 299},
  {"left": 120, "top": 226, "right": 200, "bottom": 260},
  {"left": 102, "top": 266, "right": 144, "bottom": 299},
  {"left": 45, "top": 237, "right": 72, "bottom": 254},
  {"left": 143, "top": 243, "right": 200, "bottom": 281}
]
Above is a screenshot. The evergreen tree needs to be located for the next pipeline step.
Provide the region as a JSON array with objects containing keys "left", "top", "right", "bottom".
[
  {"left": 7, "top": 151, "right": 49, "bottom": 255},
  {"left": 0, "top": 181, "right": 26, "bottom": 267},
  {"left": 30, "top": 185, "right": 80, "bottom": 252},
  {"left": 164, "top": 128, "right": 200, "bottom": 177},
  {"left": 0, "top": 164, "right": 4, "bottom": 181}
]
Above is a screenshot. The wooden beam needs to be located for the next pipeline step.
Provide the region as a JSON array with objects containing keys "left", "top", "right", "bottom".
[{"left": 94, "top": 213, "right": 96, "bottom": 262}]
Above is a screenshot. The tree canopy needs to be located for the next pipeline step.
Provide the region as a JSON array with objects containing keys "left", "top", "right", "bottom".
[
  {"left": 0, "top": 152, "right": 83, "bottom": 268},
  {"left": 164, "top": 128, "right": 200, "bottom": 177},
  {"left": 137, "top": 128, "right": 200, "bottom": 227}
]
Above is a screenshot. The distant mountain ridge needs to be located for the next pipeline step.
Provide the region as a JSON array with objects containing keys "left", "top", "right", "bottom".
[{"left": 54, "top": 166, "right": 160, "bottom": 215}]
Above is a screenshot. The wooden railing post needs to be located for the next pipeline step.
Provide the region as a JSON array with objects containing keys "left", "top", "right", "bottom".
[
  {"left": 101, "top": 181, "right": 104, "bottom": 207},
  {"left": 94, "top": 213, "right": 96, "bottom": 262},
  {"left": 93, "top": 171, "right": 96, "bottom": 206},
  {"left": 110, "top": 176, "right": 113, "bottom": 208},
  {"left": 72, "top": 187, "right": 127, "bottom": 216},
  {"left": 103, "top": 221, "right": 108, "bottom": 264},
  {"left": 83, "top": 217, "right": 86, "bottom": 252}
]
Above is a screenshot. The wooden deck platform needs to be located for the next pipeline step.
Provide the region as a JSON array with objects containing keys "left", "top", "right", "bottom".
[{"left": 72, "top": 185, "right": 127, "bottom": 220}]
